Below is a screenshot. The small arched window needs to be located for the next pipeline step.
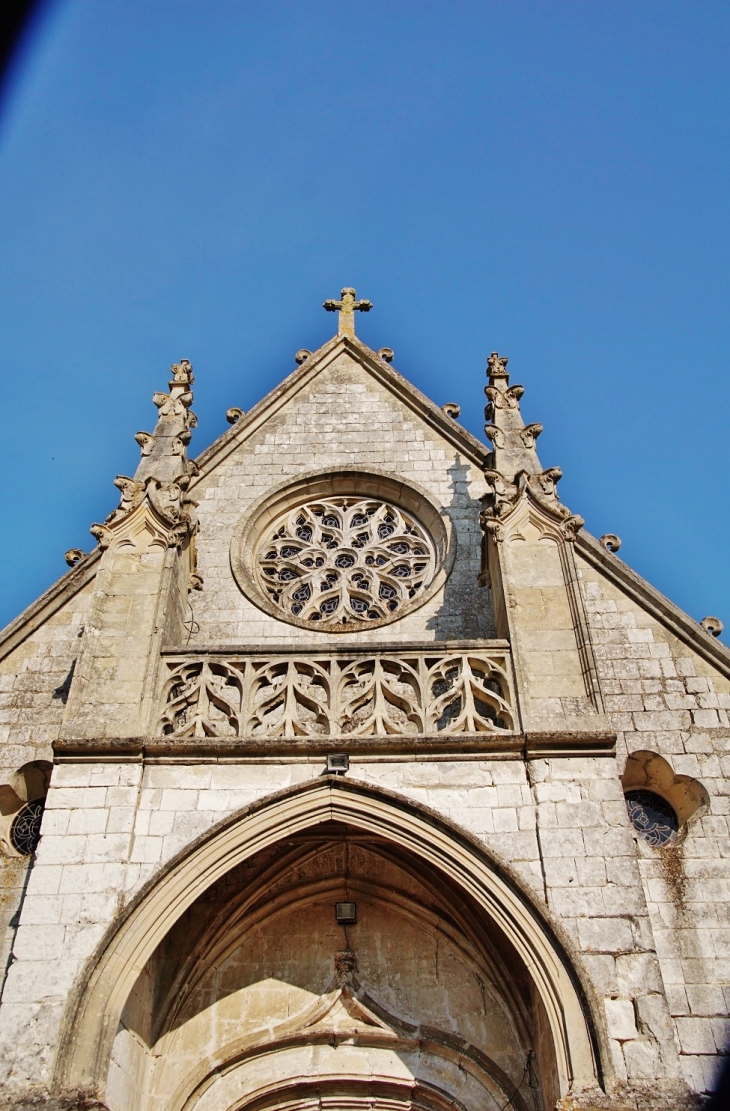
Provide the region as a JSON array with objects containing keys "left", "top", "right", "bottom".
[
  {"left": 622, "top": 750, "right": 708, "bottom": 848},
  {"left": 0, "top": 760, "right": 52, "bottom": 857}
]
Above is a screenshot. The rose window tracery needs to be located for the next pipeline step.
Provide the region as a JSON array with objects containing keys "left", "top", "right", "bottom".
[{"left": 256, "top": 498, "right": 437, "bottom": 627}]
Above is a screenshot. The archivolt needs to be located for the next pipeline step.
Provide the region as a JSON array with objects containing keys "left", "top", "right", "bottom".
[{"left": 53, "top": 774, "right": 603, "bottom": 1100}]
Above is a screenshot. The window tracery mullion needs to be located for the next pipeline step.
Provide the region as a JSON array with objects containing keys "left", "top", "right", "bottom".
[{"left": 257, "top": 497, "right": 437, "bottom": 628}]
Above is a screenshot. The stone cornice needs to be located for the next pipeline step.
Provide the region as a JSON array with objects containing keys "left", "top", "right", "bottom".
[
  {"left": 577, "top": 530, "right": 730, "bottom": 681},
  {"left": 53, "top": 729, "right": 616, "bottom": 762},
  {"left": 160, "top": 637, "right": 511, "bottom": 655}
]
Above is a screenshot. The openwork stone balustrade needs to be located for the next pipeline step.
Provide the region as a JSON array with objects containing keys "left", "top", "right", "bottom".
[{"left": 158, "top": 643, "right": 516, "bottom": 739}]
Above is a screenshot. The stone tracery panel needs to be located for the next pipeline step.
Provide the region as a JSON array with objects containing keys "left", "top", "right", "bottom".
[
  {"left": 230, "top": 470, "right": 456, "bottom": 634},
  {"left": 257, "top": 497, "right": 437, "bottom": 627},
  {"left": 158, "top": 648, "right": 515, "bottom": 739}
]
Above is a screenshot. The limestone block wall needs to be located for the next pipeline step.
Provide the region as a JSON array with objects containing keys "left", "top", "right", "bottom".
[
  {"left": 189, "top": 356, "right": 495, "bottom": 645},
  {"left": 0, "top": 578, "right": 94, "bottom": 994},
  {"left": 0, "top": 754, "right": 695, "bottom": 1102},
  {"left": 0, "top": 580, "right": 93, "bottom": 774},
  {"left": 580, "top": 558, "right": 730, "bottom": 1094}
]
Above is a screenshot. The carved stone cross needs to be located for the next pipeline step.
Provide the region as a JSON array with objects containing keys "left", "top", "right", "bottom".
[{"left": 323, "top": 287, "right": 372, "bottom": 337}]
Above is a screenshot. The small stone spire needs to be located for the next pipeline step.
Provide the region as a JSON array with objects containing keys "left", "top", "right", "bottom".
[
  {"left": 323, "top": 287, "right": 372, "bottom": 338},
  {"left": 481, "top": 352, "right": 583, "bottom": 542},
  {"left": 134, "top": 359, "right": 197, "bottom": 484},
  {"left": 90, "top": 360, "right": 199, "bottom": 552},
  {"left": 483, "top": 352, "right": 545, "bottom": 482}
]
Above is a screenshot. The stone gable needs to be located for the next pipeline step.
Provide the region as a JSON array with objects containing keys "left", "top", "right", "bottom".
[
  {"left": 189, "top": 349, "right": 495, "bottom": 645},
  {"left": 0, "top": 309, "right": 725, "bottom": 1110}
]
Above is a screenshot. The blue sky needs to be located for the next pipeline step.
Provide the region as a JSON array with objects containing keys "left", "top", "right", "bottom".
[{"left": 0, "top": 0, "right": 728, "bottom": 637}]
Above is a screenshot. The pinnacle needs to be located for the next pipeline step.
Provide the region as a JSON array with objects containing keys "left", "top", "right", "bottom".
[
  {"left": 133, "top": 359, "right": 198, "bottom": 485},
  {"left": 480, "top": 351, "right": 584, "bottom": 542},
  {"left": 89, "top": 359, "right": 199, "bottom": 552},
  {"left": 483, "top": 351, "right": 544, "bottom": 482}
]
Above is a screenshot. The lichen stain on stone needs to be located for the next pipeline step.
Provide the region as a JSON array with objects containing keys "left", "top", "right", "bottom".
[{"left": 659, "top": 832, "right": 687, "bottom": 916}]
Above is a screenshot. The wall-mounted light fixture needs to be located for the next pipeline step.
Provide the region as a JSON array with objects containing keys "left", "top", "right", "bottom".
[
  {"left": 335, "top": 901, "right": 357, "bottom": 925},
  {"left": 326, "top": 753, "right": 349, "bottom": 775}
]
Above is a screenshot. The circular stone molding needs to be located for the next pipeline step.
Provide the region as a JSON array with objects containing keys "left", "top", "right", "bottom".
[{"left": 231, "top": 468, "right": 455, "bottom": 632}]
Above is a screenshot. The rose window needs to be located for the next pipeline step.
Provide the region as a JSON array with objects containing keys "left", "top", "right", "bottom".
[{"left": 257, "top": 498, "right": 437, "bottom": 626}]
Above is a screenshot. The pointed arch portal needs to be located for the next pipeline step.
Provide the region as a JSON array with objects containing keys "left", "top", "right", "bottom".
[{"left": 55, "top": 777, "right": 603, "bottom": 1110}]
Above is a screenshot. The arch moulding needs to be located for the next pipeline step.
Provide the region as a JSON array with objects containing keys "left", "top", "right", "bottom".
[{"left": 54, "top": 775, "right": 604, "bottom": 1103}]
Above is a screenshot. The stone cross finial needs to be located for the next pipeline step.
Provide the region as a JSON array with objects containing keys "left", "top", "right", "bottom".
[
  {"left": 323, "top": 287, "right": 372, "bottom": 337},
  {"left": 487, "top": 351, "right": 509, "bottom": 380}
]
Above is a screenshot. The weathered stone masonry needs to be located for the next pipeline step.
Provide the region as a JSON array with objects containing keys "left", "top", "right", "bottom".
[{"left": 0, "top": 292, "right": 727, "bottom": 1110}]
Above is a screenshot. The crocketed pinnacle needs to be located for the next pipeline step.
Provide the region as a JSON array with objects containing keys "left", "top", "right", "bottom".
[
  {"left": 480, "top": 352, "right": 583, "bottom": 542},
  {"left": 134, "top": 359, "right": 197, "bottom": 484},
  {"left": 90, "top": 360, "right": 199, "bottom": 550},
  {"left": 483, "top": 352, "right": 545, "bottom": 483}
]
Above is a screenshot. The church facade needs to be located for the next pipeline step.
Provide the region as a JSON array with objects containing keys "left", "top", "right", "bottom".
[{"left": 0, "top": 292, "right": 727, "bottom": 1110}]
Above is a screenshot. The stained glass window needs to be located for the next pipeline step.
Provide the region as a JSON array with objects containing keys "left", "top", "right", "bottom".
[{"left": 625, "top": 790, "right": 678, "bottom": 847}]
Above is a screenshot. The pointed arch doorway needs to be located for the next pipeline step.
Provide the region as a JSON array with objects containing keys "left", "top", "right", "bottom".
[{"left": 55, "top": 778, "right": 603, "bottom": 1110}]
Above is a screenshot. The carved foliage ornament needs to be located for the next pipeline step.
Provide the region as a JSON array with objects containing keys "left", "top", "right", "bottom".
[
  {"left": 256, "top": 498, "right": 437, "bottom": 628},
  {"left": 480, "top": 468, "right": 584, "bottom": 543},
  {"left": 158, "top": 651, "right": 514, "bottom": 739}
]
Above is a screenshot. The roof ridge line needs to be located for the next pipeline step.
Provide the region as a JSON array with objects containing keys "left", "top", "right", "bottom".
[{"left": 188, "top": 334, "right": 488, "bottom": 489}]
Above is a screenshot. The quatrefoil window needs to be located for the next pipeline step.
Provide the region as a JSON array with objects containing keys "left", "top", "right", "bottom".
[{"left": 256, "top": 498, "right": 438, "bottom": 627}]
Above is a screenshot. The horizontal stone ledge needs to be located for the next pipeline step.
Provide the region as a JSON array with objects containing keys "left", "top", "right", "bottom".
[
  {"left": 53, "top": 730, "right": 616, "bottom": 762},
  {"left": 524, "top": 731, "right": 616, "bottom": 758},
  {"left": 161, "top": 638, "right": 512, "bottom": 657}
]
